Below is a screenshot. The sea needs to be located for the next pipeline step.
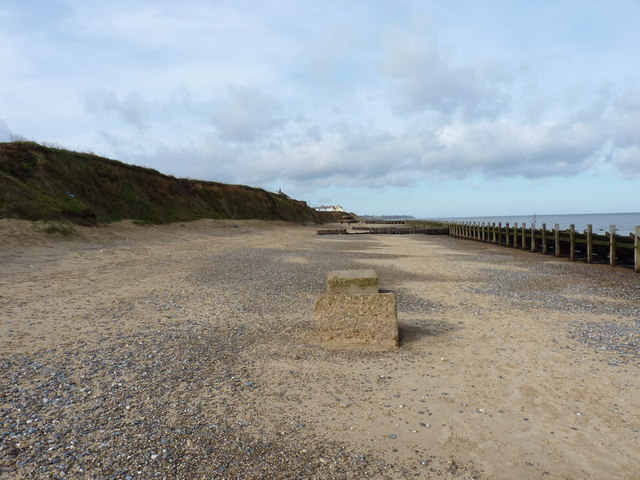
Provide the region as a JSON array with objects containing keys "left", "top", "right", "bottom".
[{"left": 424, "top": 212, "right": 640, "bottom": 236}]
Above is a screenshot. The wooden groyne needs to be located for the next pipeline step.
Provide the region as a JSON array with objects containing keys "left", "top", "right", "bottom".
[
  {"left": 445, "top": 221, "right": 640, "bottom": 272},
  {"left": 362, "top": 220, "right": 406, "bottom": 225},
  {"left": 356, "top": 227, "right": 448, "bottom": 235},
  {"left": 317, "top": 228, "right": 348, "bottom": 235}
]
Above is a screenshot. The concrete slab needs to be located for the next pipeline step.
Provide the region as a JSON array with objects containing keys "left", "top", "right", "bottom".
[
  {"left": 314, "top": 292, "right": 398, "bottom": 347},
  {"left": 326, "top": 269, "right": 379, "bottom": 295}
]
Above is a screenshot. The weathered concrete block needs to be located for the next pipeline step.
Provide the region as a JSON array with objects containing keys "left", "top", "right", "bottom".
[
  {"left": 314, "top": 293, "right": 398, "bottom": 347},
  {"left": 327, "top": 269, "right": 379, "bottom": 295}
]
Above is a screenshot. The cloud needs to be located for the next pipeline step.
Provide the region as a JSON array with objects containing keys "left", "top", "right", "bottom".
[
  {"left": 210, "top": 87, "right": 283, "bottom": 142},
  {"left": 83, "top": 88, "right": 149, "bottom": 127},
  {"left": 381, "top": 22, "right": 510, "bottom": 118},
  {"left": 0, "top": 119, "right": 13, "bottom": 141},
  {"left": 610, "top": 145, "right": 640, "bottom": 178},
  {"left": 12, "top": 1, "right": 636, "bottom": 198},
  {"left": 91, "top": 86, "right": 639, "bottom": 193},
  {"left": 83, "top": 74, "right": 640, "bottom": 195},
  {"left": 424, "top": 118, "right": 606, "bottom": 178},
  {"left": 83, "top": 85, "right": 284, "bottom": 142}
]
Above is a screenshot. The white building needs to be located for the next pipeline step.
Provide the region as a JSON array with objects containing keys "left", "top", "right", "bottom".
[{"left": 314, "top": 205, "right": 345, "bottom": 212}]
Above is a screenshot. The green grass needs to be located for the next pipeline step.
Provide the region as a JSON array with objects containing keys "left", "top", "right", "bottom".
[
  {"left": 40, "top": 221, "right": 77, "bottom": 236},
  {"left": 0, "top": 141, "right": 321, "bottom": 225}
]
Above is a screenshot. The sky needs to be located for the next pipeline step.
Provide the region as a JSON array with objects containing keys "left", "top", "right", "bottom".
[{"left": 1, "top": 0, "right": 639, "bottom": 218}]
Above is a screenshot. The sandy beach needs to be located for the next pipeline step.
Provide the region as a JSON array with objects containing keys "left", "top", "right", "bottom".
[{"left": 1, "top": 219, "right": 639, "bottom": 479}]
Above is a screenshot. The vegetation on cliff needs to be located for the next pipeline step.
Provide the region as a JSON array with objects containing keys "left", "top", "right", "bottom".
[{"left": 0, "top": 141, "right": 319, "bottom": 225}]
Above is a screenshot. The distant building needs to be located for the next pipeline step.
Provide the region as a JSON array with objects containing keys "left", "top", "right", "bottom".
[
  {"left": 275, "top": 188, "right": 292, "bottom": 199},
  {"left": 314, "top": 205, "right": 345, "bottom": 212}
]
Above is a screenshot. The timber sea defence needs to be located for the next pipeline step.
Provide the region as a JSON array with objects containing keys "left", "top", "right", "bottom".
[
  {"left": 316, "top": 217, "right": 640, "bottom": 273},
  {"left": 444, "top": 221, "right": 640, "bottom": 273}
]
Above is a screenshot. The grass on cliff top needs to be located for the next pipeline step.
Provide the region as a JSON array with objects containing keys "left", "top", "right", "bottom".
[{"left": 0, "top": 141, "right": 319, "bottom": 226}]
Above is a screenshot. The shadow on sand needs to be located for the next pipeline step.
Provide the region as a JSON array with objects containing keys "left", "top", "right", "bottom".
[{"left": 398, "top": 320, "right": 459, "bottom": 347}]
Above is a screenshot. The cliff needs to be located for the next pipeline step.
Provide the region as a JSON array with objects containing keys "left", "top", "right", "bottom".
[{"left": 0, "top": 141, "right": 319, "bottom": 225}]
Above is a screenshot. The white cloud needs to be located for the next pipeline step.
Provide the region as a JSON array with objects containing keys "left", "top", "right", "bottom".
[
  {"left": 0, "top": 119, "right": 12, "bottom": 141},
  {"left": 83, "top": 89, "right": 149, "bottom": 128},
  {"left": 0, "top": 29, "right": 33, "bottom": 84},
  {"left": 210, "top": 87, "right": 283, "bottom": 142},
  {"left": 85, "top": 80, "right": 640, "bottom": 192},
  {"left": 381, "top": 21, "right": 510, "bottom": 118},
  {"left": 424, "top": 118, "right": 605, "bottom": 178},
  {"left": 611, "top": 145, "right": 640, "bottom": 178}
]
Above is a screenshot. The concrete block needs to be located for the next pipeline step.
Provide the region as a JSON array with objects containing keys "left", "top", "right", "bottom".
[
  {"left": 314, "top": 293, "right": 398, "bottom": 347},
  {"left": 327, "top": 269, "right": 379, "bottom": 295}
]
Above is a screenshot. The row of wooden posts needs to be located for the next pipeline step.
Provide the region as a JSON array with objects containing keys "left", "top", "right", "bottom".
[{"left": 445, "top": 221, "right": 640, "bottom": 272}]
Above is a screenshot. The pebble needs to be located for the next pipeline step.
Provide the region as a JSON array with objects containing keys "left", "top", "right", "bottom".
[
  {"left": 1, "top": 242, "right": 482, "bottom": 480},
  {"left": 472, "top": 258, "right": 640, "bottom": 363}
]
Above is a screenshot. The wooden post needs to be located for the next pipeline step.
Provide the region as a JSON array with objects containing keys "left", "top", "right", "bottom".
[
  {"left": 531, "top": 222, "right": 536, "bottom": 252},
  {"left": 541, "top": 223, "right": 547, "bottom": 254},
  {"left": 609, "top": 225, "right": 616, "bottom": 266},
  {"left": 482, "top": 222, "right": 486, "bottom": 242},
  {"left": 497, "top": 222, "right": 501, "bottom": 245},
  {"left": 586, "top": 225, "right": 593, "bottom": 263},
  {"left": 635, "top": 226, "right": 640, "bottom": 273},
  {"left": 513, "top": 222, "right": 518, "bottom": 248},
  {"left": 555, "top": 224, "right": 560, "bottom": 257},
  {"left": 521, "top": 223, "right": 527, "bottom": 250},
  {"left": 569, "top": 224, "right": 576, "bottom": 261},
  {"left": 506, "top": 223, "right": 510, "bottom": 247}
]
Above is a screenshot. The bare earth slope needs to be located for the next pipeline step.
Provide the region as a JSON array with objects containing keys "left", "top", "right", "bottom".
[{"left": 1, "top": 219, "right": 639, "bottom": 479}]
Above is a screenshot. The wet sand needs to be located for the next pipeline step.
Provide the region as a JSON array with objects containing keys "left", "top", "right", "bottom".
[{"left": 1, "top": 219, "right": 639, "bottom": 479}]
